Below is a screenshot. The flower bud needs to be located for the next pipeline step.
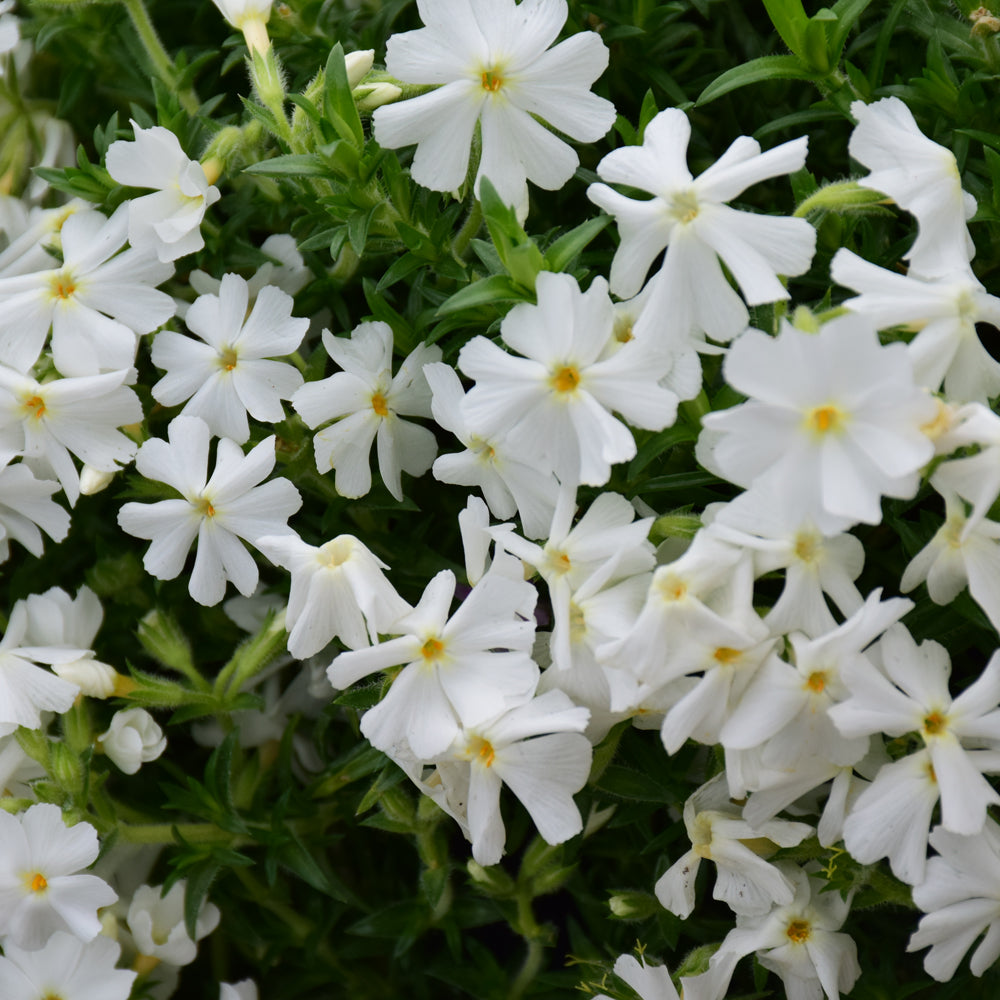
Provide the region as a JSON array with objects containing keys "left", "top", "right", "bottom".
[
  {"left": 127, "top": 881, "right": 220, "bottom": 967},
  {"left": 52, "top": 657, "right": 119, "bottom": 698},
  {"left": 608, "top": 891, "right": 660, "bottom": 921},
  {"left": 354, "top": 82, "right": 403, "bottom": 113},
  {"left": 344, "top": 48, "right": 374, "bottom": 88},
  {"left": 98, "top": 709, "right": 166, "bottom": 774},
  {"left": 79, "top": 465, "right": 116, "bottom": 496}
]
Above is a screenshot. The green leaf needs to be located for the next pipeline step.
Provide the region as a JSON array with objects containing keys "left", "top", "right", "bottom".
[
  {"left": 761, "top": 0, "right": 809, "bottom": 55},
  {"left": 376, "top": 253, "right": 427, "bottom": 292},
  {"left": 184, "top": 863, "right": 220, "bottom": 942},
  {"left": 543, "top": 215, "right": 611, "bottom": 272},
  {"left": 829, "top": 0, "right": 876, "bottom": 60},
  {"left": 435, "top": 275, "right": 532, "bottom": 316},
  {"left": 696, "top": 55, "right": 822, "bottom": 106},
  {"left": 243, "top": 154, "right": 330, "bottom": 178},
  {"left": 801, "top": 18, "right": 831, "bottom": 74},
  {"left": 347, "top": 205, "right": 378, "bottom": 256},
  {"left": 323, "top": 43, "right": 364, "bottom": 149}
]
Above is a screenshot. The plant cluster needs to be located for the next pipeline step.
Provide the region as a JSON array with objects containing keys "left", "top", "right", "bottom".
[{"left": 4, "top": 0, "right": 1000, "bottom": 998}]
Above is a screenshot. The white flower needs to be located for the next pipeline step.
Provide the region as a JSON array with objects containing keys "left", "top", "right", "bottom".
[
  {"left": 98, "top": 708, "right": 166, "bottom": 774},
  {"left": 0, "top": 366, "right": 142, "bottom": 506},
  {"left": 849, "top": 97, "right": 976, "bottom": 279},
  {"left": 0, "top": 933, "right": 136, "bottom": 1000},
  {"left": 152, "top": 273, "right": 307, "bottom": 444},
  {"left": 0, "top": 458, "right": 69, "bottom": 561},
  {"left": 458, "top": 271, "right": 679, "bottom": 487},
  {"left": 0, "top": 599, "right": 91, "bottom": 735},
  {"left": 436, "top": 689, "right": 591, "bottom": 865},
  {"left": 720, "top": 590, "right": 911, "bottom": 769},
  {"left": 0, "top": 206, "right": 175, "bottom": 376},
  {"left": 832, "top": 248, "right": 1000, "bottom": 402},
  {"left": 329, "top": 567, "right": 539, "bottom": 759},
  {"left": 425, "top": 361, "right": 558, "bottom": 539},
  {"left": 118, "top": 415, "right": 302, "bottom": 606},
  {"left": 681, "top": 864, "right": 860, "bottom": 1000},
  {"left": 373, "top": 0, "right": 616, "bottom": 220},
  {"left": 221, "top": 981, "right": 259, "bottom": 1000},
  {"left": 588, "top": 108, "right": 815, "bottom": 343},
  {"left": 211, "top": 0, "right": 271, "bottom": 30},
  {"left": 293, "top": 322, "right": 441, "bottom": 501},
  {"left": 255, "top": 532, "right": 410, "bottom": 658},
  {"left": 908, "top": 819, "right": 1000, "bottom": 980},
  {"left": 127, "top": 881, "right": 220, "bottom": 966},
  {"left": 105, "top": 121, "right": 221, "bottom": 262},
  {"left": 654, "top": 774, "right": 812, "bottom": 919},
  {"left": 595, "top": 954, "right": 680, "bottom": 1000},
  {"left": 900, "top": 488, "right": 1000, "bottom": 633},
  {"left": 0, "top": 804, "right": 117, "bottom": 950},
  {"left": 698, "top": 316, "right": 937, "bottom": 532}
]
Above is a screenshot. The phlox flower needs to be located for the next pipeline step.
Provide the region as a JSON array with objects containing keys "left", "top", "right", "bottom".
[
  {"left": 654, "top": 774, "right": 812, "bottom": 919},
  {"left": 908, "top": 819, "right": 1000, "bottom": 980},
  {"left": 0, "top": 366, "right": 142, "bottom": 506},
  {"left": 830, "top": 626, "right": 1000, "bottom": 882},
  {"left": 425, "top": 361, "right": 558, "bottom": 539},
  {"left": 105, "top": 121, "right": 221, "bottom": 262},
  {"left": 221, "top": 981, "right": 259, "bottom": 1000},
  {"left": 127, "top": 881, "right": 220, "bottom": 966},
  {"left": 496, "top": 485, "right": 655, "bottom": 669},
  {"left": 849, "top": 97, "right": 976, "bottom": 279},
  {"left": 708, "top": 485, "right": 865, "bottom": 638},
  {"left": 98, "top": 707, "right": 166, "bottom": 774},
  {"left": 832, "top": 248, "right": 1000, "bottom": 403},
  {"left": 458, "top": 271, "right": 679, "bottom": 487},
  {"left": 328, "top": 567, "right": 539, "bottom": 759},
  {"left": 0, "top": 206, "right": 175, "bottom": 376},
  {"left": 0, "top": 933, "right": 136, "bottom": 1000},
  {"left": 152, "top": 273, "right": 307, "bottom": 444},
  {"left": 720, "top": 590, "right": 911, "bottom": 769},
  {"left": 698, "top": 316, "right": 937, "bottom": 532},
  {"left": 0, "top": 594, "right": 98, "bottom": 736},
  {"left": 681, "top": 863, "right": 860, "bottom": 1000},
  {"left": 595, "top": 954, "right": 680, "bottom": 1000},
  {"left": 433, "top": 689, "right": 591, "bottom": 866},
  {"left": 255, "top": 532, "right": 410, "bottom": 658},
  {"left": 117, "top": 415, "right": 302, "bottom": 606},
  {"left": 587, "top": 107, "right": 815, "bottom": 343},
  {"left": 900, "top": 488, "right": 1000, "bottom": 634},
  {"left": 23, "top": 585, "right": 118, "bottom": 697},
  {"left": 0, "top": 803, "right": 117, "bottom": 950},
  {"left": 292, "top": 322, "right": 441, "bottom": 501},
  {"left": 372, "top": 0, "right": 616, "bottom": 221},
  {"left": 0, "top": 458, "right": 69, "bottom": 562}
]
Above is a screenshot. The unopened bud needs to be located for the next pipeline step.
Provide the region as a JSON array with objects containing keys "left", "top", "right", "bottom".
[
  {"left": 354, "top": 81, "right": 402, "bottom": 112},
  {"left": 52, "top": 657, "right": 119, "bottom": 698},
  {"left": 79, "top": 465, "right": 115, "bottom": 496},
  {"left": 344, "top": 48, "right": 374, "bottom": 88},
  {"left": 608, "top": 891, "right": 660, "bottom": 921}
]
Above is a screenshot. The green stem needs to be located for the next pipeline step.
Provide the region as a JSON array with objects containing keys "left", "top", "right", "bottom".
[
  {"left": 509, "top": 890, "right": 546, "bottom": 1000},
  {"left": 119, "top": 0, "right": 199, "bottom": 114},
  {"left": 119, "top": 822, "right": 246, "bottom": 846},
  {"left": 452, "top": 200, "right": 483, "bottom": 260}
]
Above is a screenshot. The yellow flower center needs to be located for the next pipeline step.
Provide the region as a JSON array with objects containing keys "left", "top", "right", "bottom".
[
  {"left": 49, "top": 271, "right": 76, "bottom": 300},
  {"left": 658, "top": 574, "right": 687, "bottom": 602},
  {"left": 481, "top": 68, "right": 504, "bottom": 92},
  {"left": 22, "top": 395, "right": 46, "bottom": 421},
  {"left": 421, "top": 637, "right": 445, "bottom": 662},
  {"left": 219, "top": 347, "right": 239, "bottom": 372},
  {"left": 27, "top": 872, "right": 47, "bottom": 892},
  {"left": 371, "top": 392, "right": 389, "bottom": 417},
  {"left": 319, "top": 537, "right": 352, "bottom": 567},
  {"left": 713, "top": 647, "right": 741, "bottom": 665},
  {"left": 474, "top": 737, "right": 496, "bottom": 767},
  {"left": 669, "top": 189, "right": 700, "bottom": 224},
  {"left": 793, "top": 530, "right": 821, "bottom": 564},
  {"left": 786, "top": 918, "right": 811, "bottom": 943},
  {"left": 195, "top": 496, "right": 216, "bottom": 517},
  {"left": 805, "top": 671, "right": 827, "bottom": 693},
  {"left": 804, "top": 404, "right": 845, "bottom": 437},
  {"left": 923, "top": 711, "right": 947, "bottom": 737},
  {"left": 613, "top": 317, "right": 634, "bottom": 343},
  {"left": 550, "top": 365, "right": 581, "bottom": 394}
]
